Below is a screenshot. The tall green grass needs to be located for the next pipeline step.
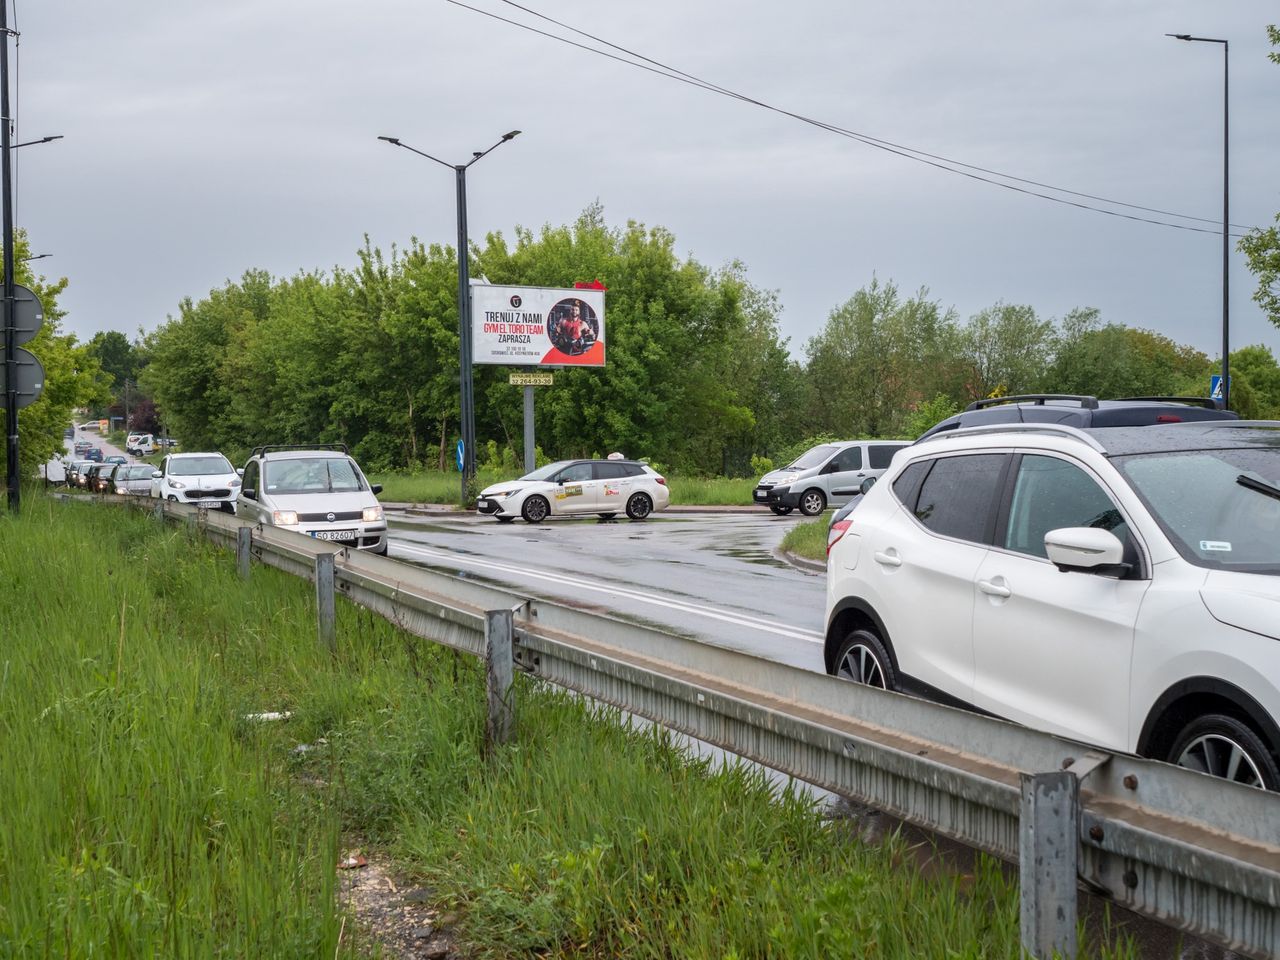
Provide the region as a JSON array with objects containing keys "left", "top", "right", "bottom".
[
  {"left": 1, "top": 494, "right": 1139, "bottom": 958},
  {"left": 780, "top": 515, "right": 832, "bottom": 561}
]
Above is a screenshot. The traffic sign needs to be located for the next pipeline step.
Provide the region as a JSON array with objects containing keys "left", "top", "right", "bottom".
[
  {"left": 509, "top": 372, "right": 553, "bottom": 386},
  {"left": 10, "top": 284, "right": 45, "bottom": 347},
  {"left": 0, "top": 347, "right": 45, "bottom": 409},
  {"left": 456, "top": 439, "right": 465, "bottom": 472},
  {"left": 1210, "top": 375, "right": 1231, "bottom": 401}
]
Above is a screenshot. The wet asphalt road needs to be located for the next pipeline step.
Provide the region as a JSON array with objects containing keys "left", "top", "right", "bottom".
[{"left": 385, "top": 510, "right": 829, "bottom": 673}]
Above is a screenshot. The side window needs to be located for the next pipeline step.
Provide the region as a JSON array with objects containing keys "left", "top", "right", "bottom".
[
  {"left": 243, "top": 461, "right": 259, "bottom": 492},
  {"left": 593, "top": 462, "right": 627, "bottom": 480},
  {"left": 623, "top": 464, "right": 646, "bottom": 477},
  {"left": 829, "top": 447, "right": 862, "bottom": 472},
  {"left": 161, "top": 456, "right": 169, "bottom": 476},
  {"left": 868, "top": 445, "right": 900, "bottom": 470},
  {"left": 558, "top": 463, "right": 593, "bottom": 483},
  {"left": 913, "top": 454, "right": 1008, "bottom": 544},
  {"left": 1004, "top": 455, "right": 1129, "bottom": 559},
  {"left": 891, "top": 460, "right": 932, "bottom": 511}
]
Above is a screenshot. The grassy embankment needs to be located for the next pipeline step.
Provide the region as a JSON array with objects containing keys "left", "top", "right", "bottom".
[
  {"left": 371, "top": 468, "right": 756, "bottom": 506},
  {"left": 0, "top": 494, "right": 1139, "bottom": 957},
  {"left": 780, "top": 515, "right": 833, "bottom": 561}
]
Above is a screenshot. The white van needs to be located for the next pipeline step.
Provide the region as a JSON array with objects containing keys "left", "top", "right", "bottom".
[{"left": 126, "top": 433, "right": 155, "bottom": 456}]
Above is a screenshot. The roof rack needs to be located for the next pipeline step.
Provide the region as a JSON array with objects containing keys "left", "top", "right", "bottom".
[
  {"left": 921, "top": 422, "right": 1108, "bottom": 452},
  {"left": 1111, "top": 396, "right": 1223, "bottom": 410},
  {"left": 965, "top": 394, "right": 1099, "bottom": 411},
  {"left": 249, "top": 443, "right": 350, "bottom": 459}
]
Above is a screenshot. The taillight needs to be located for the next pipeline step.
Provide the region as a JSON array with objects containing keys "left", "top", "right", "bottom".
[
  {"left": 1155, "top": 414, "right": 1182, "bottom": 423},
  {"left": 827, "top": 519, "right": 852, "bottom": 556},
  {"left": 655, "top": 476, "right": 667, "bottom": 485}
]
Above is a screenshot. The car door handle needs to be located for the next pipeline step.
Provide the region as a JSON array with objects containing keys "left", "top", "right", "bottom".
[
  {"left": 873, "top": 550, "right": 902, "bottom": 567},
  {"left": 978, "top": 579, "right": 1012, "bottom": 598}
]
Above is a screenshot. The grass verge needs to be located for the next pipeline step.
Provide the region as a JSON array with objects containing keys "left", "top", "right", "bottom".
[
  {"left": 2, "top": 493, "right": 1138, "bottom": 958},
  {"left": 780, "top": 515, "right": 831, "bottom": 561}
]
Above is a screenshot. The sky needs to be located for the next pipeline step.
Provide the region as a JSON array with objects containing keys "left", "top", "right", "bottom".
[{"left": 13, "top": 1, "right": 1280, "bottom": 371}]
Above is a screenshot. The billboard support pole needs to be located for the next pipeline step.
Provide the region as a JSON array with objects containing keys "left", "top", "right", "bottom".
[
  {"left": 2, "top": 2, "right": 17, "bottom": 512},
  {"left": 454, "top": 163, "right": 475, "bottom": 505},
  {"left": 523, "top": 384, "right": 535, "bottom": 473}
]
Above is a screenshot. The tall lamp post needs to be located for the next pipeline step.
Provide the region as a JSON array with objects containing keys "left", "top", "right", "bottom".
[
  {"left": 378, "top": 130, "right": 521, "bottom": 505},
  {"left": 1168, "top": 32, "right": 1230, "bottom": 409}
]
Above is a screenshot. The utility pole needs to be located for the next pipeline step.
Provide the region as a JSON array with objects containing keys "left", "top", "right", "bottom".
[{"left": 2, "top": 0, "right": 18, "bottom": 511}]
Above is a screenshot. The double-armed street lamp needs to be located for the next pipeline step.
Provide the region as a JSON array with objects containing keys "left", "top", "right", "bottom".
[
  {"left": 378, "top": 130, "right": 521, "bottom": 505},
  {"left": 1167, "top": 32, "right": 1230, "bottom": 408}
]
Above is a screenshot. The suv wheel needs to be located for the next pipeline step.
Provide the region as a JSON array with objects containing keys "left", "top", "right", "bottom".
[
  {"left": 798, "top": 488, "right": 827, "bottom": 516},
  {"left": 1168, "top": 714, "right": 1279, "bottom": 790},
  {"left": 522, "top": 495, "right": 549, "bottom": 524},
  {"left": 833, "top": 629, "right": 896, "bottom": 690}
]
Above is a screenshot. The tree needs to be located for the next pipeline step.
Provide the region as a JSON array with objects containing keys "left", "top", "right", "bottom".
[
  {"left": 957, "top": 302, "right": 1054, "bottom": 400},
  {"left": 1241, "top": 25, "right": 1280, "bottom": 329},
  {"left": 1044, "top": 309, "right": 1210, "bottom": 399}
]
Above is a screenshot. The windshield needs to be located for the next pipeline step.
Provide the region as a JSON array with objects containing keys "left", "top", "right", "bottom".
[
  {"left": 1115, "top": 447, "right": 1280, "bottom": 575},
  {"left": 265, "top": 457, "right": 367, "bottom": 495},
  {"left": 169, "top": 455, "right": 233, "bottom": 476},
  {"left": 787, "top": 445, "right": 840, "bottom": 471},
  {"left": 518, "top": 461, "right": 573, "bottom": 482}
]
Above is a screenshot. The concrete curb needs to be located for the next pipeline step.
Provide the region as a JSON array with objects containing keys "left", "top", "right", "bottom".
[{"left": 778, "top": 549, "right": 826, "bottom": 575}]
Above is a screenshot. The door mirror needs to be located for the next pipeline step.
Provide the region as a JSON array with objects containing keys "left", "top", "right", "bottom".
[
  {"left": 370, "top": 484, "right": 383, "bottom": 495},
  {"left": 1044, "top": 527, "right": 1131, "bottom": 578},
  {"left": 859, "top": 476, "right": 878, "bottom": 495},
  {"left": 151, "top": 470, "right": 163, "bottom": 480},
  {"left": 236, "top": 468, "right": 244, "bottom": 477},
  {"left": 821, "top": 461, "right": 840, "bottom": 475},
  {"left": 242, "top": 488, "right": 257, "bottom": 500}
]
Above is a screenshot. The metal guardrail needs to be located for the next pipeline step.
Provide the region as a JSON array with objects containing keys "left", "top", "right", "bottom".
[{"left": 108, "top": 497, "right": 1280, "bottom": 959}]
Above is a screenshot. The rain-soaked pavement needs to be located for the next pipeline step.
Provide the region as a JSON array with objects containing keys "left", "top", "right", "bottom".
[{"left": 385, "top": 509, "right": 829, "bottom": 672}]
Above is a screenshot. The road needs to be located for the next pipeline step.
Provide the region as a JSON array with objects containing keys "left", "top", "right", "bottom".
[{"left": 386, "top": 510, "right": 829, "bottom": 672}]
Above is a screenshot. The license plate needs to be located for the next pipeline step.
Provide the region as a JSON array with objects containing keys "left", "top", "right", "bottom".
[
  {"left": 754, "top": 489, "right": 769, "bottom": 501},
  {"left": 311, "top": 530, "right": 356, "bottom": 542},
  {"left": 478, "top": 499, "right": 493, "bottom": 510},
  {"left": 198, "top": 499, "right": 221, "bottom": 508}
]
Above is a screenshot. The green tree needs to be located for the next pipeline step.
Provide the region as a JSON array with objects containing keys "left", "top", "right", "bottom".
[
  {"left": 957, "top": 302, "right": 1054, "bottom": 400},
  {"left": 1240, "top": 26, "right": 1280, "bottom": 328},
  {"left": 1044, "top": 309, "right": 1210, "bottom": 399}
]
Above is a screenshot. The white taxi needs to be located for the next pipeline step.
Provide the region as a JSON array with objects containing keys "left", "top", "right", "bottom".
[{"left": 477, "top": 459, "right": 670, "bottom": 523}]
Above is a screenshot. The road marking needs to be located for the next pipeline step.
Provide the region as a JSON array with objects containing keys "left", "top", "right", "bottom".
[{"left": 391, "top": 542, "right": 824, "bottom": 645}]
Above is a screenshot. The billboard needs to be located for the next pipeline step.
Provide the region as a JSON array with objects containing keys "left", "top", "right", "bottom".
[{"left": 472, "top": 284, "right": 605, "bottom": 367}]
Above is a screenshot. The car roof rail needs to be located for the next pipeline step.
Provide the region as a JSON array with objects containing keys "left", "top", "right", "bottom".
[
  {"left": 965, "top": 394, "right": 1100, "bottom": 411},
  {"left": 1110, "top": 396, "right": 1223, "bottom": 410},
  {"left": 249, "top": 443, "right": 350, "bottom": 459},
  {"left": 922, "top": 422, "right": 1108, "bottom": 452}
]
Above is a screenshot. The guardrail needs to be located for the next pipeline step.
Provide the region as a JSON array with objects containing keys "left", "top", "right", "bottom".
[{"left": 104, "top": 497, "right": 1280, "bottom": 959}]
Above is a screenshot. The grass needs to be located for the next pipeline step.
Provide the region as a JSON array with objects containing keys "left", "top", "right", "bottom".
[
  {"left": 780, "top": 515, "right": 832, "bottom": 561},
  {"left": 0, "top": 491, "right": 1140, "bottom": 958},
  {"left": 370, "top": 468, "right": 758, "bottom": 506}
]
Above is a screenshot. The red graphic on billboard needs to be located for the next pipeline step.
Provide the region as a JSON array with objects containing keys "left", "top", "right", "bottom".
[{"left": 541, "top": 297, "right": 604, "bottom": 365}]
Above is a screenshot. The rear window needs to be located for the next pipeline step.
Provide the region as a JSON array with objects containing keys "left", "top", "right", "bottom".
[
  {"left": 868, "top": 444, "right": 902, "bottom": 469},
  {"left": 912, "top": 454, "right": 1008, "bottom": 544}
]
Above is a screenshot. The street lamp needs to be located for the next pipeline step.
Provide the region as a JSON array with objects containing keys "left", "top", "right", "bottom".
[
  {"left": 378, "top": 130, "right": 522, "bottom": 504},
  {"left": 20, "top": 254, "right": 50, "bottom": 263},
  {"left": 1168, "top": 32, "right": 1230, "bottom": 409}
]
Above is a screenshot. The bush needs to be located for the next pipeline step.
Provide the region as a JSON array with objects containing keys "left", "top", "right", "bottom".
[{"left": 750, "top": 455, "right": 774, "bottom": 476}]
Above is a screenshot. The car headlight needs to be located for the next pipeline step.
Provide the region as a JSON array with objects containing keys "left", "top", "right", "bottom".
[
  {"left": 499, "top": 488, "right": 520, "bottom": 499},
  {"left": 168, "top": 479, "right": 185, "bottom": 489},
  {"left": 229, "top": 478, "right": 241, "bottom": 487},
  {"left": 273, "top": 510, "right": 299, "bottom": 526},
  {"left": 363, "top": 505, "right": 383, "bottom": 523}
]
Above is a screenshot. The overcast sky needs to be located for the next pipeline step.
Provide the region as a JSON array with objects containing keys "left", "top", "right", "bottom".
[{"left": 14, "top": 1, "right": 1280, "bottom": 371}]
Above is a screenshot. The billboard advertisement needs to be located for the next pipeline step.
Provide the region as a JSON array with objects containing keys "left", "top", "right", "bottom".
[{"left": 472, "top": 284, "right": 605, "bottom": 367}]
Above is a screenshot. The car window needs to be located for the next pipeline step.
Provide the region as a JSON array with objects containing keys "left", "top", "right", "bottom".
[
  {"left": 787, "top": 444, "right": 841, "bottom": 470},
  {"left": 891, "top": 460, "right": 931, "bottom": 510},
  {"left": 829, "top": 447, "right": 862, "bottom": 472},
  {"left": 912, "top": 454, "right": 1007, "bottom": 543},
  {"left": 243, "top": 460, "right": 260, "bottom": 492},
  {"left": 623, "top": 463, "right": 646, "bottom": 477},
  {"left": 169, "top": 455, "right": 233, "bottom": 476},
  {"left": 1004, "top": 455, "right": 1129, "bottom": 559},
  {"left": 557, "top": 463, "right": 593, "bottom": 483},
  {"left": 265, "top": 457, "right": 367, "bottom": 494},
  {"left": 593, "top": 462, "right": 628, "bottom": 480},
  {"left": 868, "top": 445, "right": 901, "bottom": 470}
]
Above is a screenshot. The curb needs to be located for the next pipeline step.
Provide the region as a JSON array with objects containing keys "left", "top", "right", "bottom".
[{"left": 778, "top": 549, "right": 826, "bottom": 575}]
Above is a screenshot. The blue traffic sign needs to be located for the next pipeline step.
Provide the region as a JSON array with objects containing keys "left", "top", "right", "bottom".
[
  {"left": 1210, "top": 375, "right": 1231, "bottom": 401},
  {"left": 456, "top": 439, "right": 465, "bottom": 472}
]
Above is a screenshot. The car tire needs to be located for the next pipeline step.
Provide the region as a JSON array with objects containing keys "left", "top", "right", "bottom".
[
  {"left": 598, "top": 513, "right": 617, "bottom": 520},
  {"left": 374, "top": 541, "right": 389, "bottom": 556},
  {"left": 832, "top": 628, "right": 897, "bottom": 690},
  {"left": 522, "top": 495, "right": 549, "bottom": 524},
  {"left": 496, "top": 516, "right": 515, "bottom": 524},
  {"left": 626, "top": 493, "right": 652, "bottom": 520},
  {"left": 798, "top": 488, "right": 827, "bottom": 517},
  {"left": 167, "top": 495, "right": 178, "bottom": 503},
  {"left": 1167, "top": 714, "right": 1280, "bottom": 790},
  {"left": 769, "top": 505, "right": 793, "bottom": 516}
]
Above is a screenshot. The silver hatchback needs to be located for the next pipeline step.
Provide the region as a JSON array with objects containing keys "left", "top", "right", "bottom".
[{"left": 753, "top": 440, "right": 910, "bottom": 516}]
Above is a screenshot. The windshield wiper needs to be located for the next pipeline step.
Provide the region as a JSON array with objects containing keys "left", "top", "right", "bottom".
[{"left": 1236, "top": 474, "right": 1280, "bottom": 502}]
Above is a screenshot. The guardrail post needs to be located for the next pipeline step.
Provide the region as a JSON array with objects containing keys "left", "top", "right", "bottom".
[
  {"left": 236, "top": 526, "right": 252, "bottom": 580},
  {"left": 315, "top": 553, "right": 336, "bottom": 652},
  {"left": 151, "top": 499, "right": 163, "bottom": 521},
  {"left": 1020, "top": 770, "right": 1079, "bottom": 960},
  {"left": 484, "top": 608, "right": 515, "bottom": 749}
]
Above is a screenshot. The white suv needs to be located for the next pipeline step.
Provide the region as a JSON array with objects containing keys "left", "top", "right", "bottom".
[
  {"left": 150, "top": 452, "right": 241, "bottom": 512},
  {"left": 824, "top": 421, "right": 1280, "bottom": 789},
  {"left": 236, "top": 445, "right": 388, "bottom": 554}
]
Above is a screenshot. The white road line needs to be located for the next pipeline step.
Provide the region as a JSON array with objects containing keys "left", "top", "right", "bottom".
[{"left": 392, "top": 542, "right": 824, "bottom": 645}]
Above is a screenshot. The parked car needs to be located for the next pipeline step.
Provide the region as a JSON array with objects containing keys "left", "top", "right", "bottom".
[
  {"left": 150, "top": 452, "right": 241, "bottom": 512},
  {"left": 235, "top": 444, "right": 387, "bottom": 553},
  {"left": 824, "top": 420, "right": 1280, "bottom": 789},
  {"left": 126, "top": 433, "right": 156, "bottom": 456},
  {"left": 915, "top": 394, "right": 1237, "bottom": 442},
  {"left": 113, "top": 463, "right": 156, "bottom": 496},
  {"left": 85, "top": 447, "right": 104, "bottom": 462},
  {"left": 754, "top": 440, "right": 909, "bottom": 517},
  {"left": 477, "top": 459, "right": 669, "bottom": 524}
]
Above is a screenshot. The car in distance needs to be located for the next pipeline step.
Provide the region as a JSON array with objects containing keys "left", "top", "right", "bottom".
[
  {"left": 824, "top": 420, "right": 1280, "bottom": 789},
  {"left": 66, "top": 460, "right": 97, "bottom": 489},
  {"left": 236, "top": 444, "right": 388, "bottom": 554},
  {"left": 84, "top": 447, "right": 104, "bottom": 462},
  {"left": 477, "top": 459, "right": 669, "bottom": 523},
  {"left": 150, "top": 452, "right": 242, "bottom": 513},
  {"left": 754, "top": 440, "right": 909, "bottom": 517},
  {"left": 89, "top": 463, "right": 121, "bottom": 494},
  {"left": 113, "top": 464, "right": 155, "bottom": 496}
]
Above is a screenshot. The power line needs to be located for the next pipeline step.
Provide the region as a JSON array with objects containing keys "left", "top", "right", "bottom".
[{"left": 447, "top": 0, "right": 1252, "bottom": 238}]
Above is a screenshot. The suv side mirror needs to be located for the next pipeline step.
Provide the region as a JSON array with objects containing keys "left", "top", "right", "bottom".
[
  {"left": 370, "top": 484, "right": 383, "bottom": 495},
  {"left": 236, "top": 468, "right": 244, "bottom": 477},
  {"left": 242, "top": 488, "right": 257, "bottom": 500},
  {"left": 151, "top": 470, "right": 163, "bottom": 480},
  {"left": 821, "top": 461, "right": 840, "bottom": 475},
  {"left": 1044, "top": 527, "right": 1131, "bottom": 578}
]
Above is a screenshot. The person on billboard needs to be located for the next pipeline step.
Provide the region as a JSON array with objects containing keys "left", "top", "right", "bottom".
[{"left": 561, "top": 301, "right": 587, "bottom": 355}]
